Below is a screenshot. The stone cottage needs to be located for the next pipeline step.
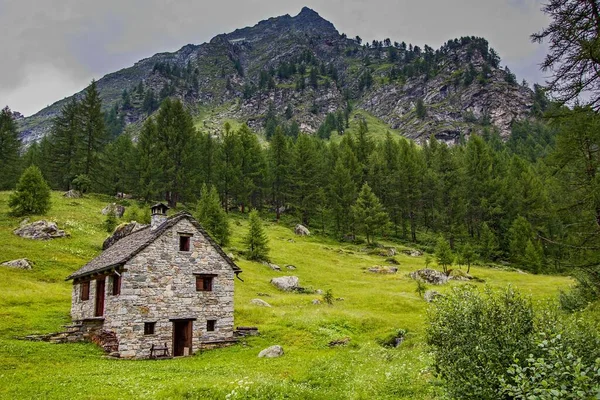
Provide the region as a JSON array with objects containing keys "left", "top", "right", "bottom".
[{"left": 66, "top": 203, "right": 241, "bottom": 359}]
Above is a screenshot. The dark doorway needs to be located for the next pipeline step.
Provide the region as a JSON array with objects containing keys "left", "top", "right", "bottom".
[
  {"left": 95, "top": 279, "right": 105, "bottom": 317},
  {"left": 172, "top": 320, "right": 193, "bottom": 356}
]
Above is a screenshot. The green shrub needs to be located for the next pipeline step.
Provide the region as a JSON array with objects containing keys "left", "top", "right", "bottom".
[
  {"left": 104, "top": 211, "right": 117, "bottom": 233},
  {"left": 426, "top": 285, "right": 535, "bottom": 399},
  {"left": 8, "top": 165, "right": 51, "bottom": 216}
]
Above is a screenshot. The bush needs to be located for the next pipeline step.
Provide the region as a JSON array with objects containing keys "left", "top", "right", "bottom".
[
  {"left": 8, "top": 166, "right": 51, "bottom": 216},
  {"left": 426, "top": 285, "right": 535, "bottom": 399}
]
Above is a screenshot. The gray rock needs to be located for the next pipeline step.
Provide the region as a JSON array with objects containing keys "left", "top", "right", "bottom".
[
  {"left": 101, "top": 203, "right": 126, "bottom": 218},
  {"left": 250, "top": 299, "right": 272, "bottom": 307},
  {"left": 409, "top": 269, "right": 449, "bottom": 285},
  {"left": 312, "top": 299, "right": 321, "bottom": 305},
  {"left": 258, "top": 345, "right": 284, "bottom": 358},
  {"left": 262, "top": 262, "right": 281, "bottom": 271},
  {"left": 102, "top": 221, "right": 147, "bottom": 250},
  {"left": 1, "top": 258, "right": 33, "bottom": 270},
  {"left": 294, "top": 224, "right": 310, "bottom": 236},
  {"left": 14, "top": 220, "right": 68, "bottom": 240},
  {"left": 424, "top": 290, "right": 442, "bottom": 303},
  {"left": 315, "top": 289, "right": 323, "bottom": 294},
  {"left": 368, "top": 266, "right": 398, "bottom": 274},
  {"left": 402, "top": 249, "right": 423, "bottom": 257},
  {"left": 270, "top": 276, "right": 300, "bottom": 291},
  {"left": 63, "top": 189, "right": 82, "bottom": 198},
  {"left": 285, "top": 265, "right": 297, "bottom": 270}
]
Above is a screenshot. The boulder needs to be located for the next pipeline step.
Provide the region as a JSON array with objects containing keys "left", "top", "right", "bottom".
[
  {"left": 250, "top": 299, "right": 272, "bottom": 307},
  {"left": 14, "top": 220, "right": 68, "bottom": 240},
  {"left": 1, "top": 258, "right": 32, "bottom": 270},
  {"left": 328, "top": 337, "right": 350, "bottom": 347},
  {"left": 115, "top": 192, "right": 132, "bottom": 199},
  {"left": 285, "top": 265, "right": 297, "bottom": 270},
  {"left": 101, "top": 203, "right": 126, "bottom": 218},
  {"left": 63, "top": 190, "right": 82, "bottom": 198},
  {"left": 312, "top": 299, "right": 321, "bottom": 305},
  {"left": 424, "top": 290, "right": 442, "bottom": 303},
  {"left": 270, "top": 276, "right": 300, "bottom": 291},
  {"left": 409, "top": 269, "right": 449, "bottom": 285},
  {"left": 368, "top": 266, "right": 398, "bottom": 274},
  {"left": 258, "top": 345, "right": 284, "bottom": 358},
  {"left": 102, "top": 221, "right": 147, "bottom": 250},
  {"left": 294, "top": 224, "right": 310, "bottom": 236},
  {"left": 262, "top": 262, "right": 281, "bottom": 271},
  {"left": 402, "top": 249, "right": 423, "bottom": 257}
]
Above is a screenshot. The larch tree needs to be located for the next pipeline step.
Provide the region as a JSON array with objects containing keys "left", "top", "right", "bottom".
[
  {"left": 8, "top": 165, "right": 51, "bottom": 216},
  {"left": 0, "top": 106, "right": 21, "bottom": 190},
  {"left": 352, "top": 182, "right": 389, "bottom": 244}
]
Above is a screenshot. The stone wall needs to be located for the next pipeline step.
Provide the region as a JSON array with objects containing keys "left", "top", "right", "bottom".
[{"left": 71, "top": 218, "right": 236, "bottom": 358}]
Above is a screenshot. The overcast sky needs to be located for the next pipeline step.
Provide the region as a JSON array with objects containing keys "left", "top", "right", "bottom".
[{"left": 0, "top": 0, "right": 550, "bottom": 116}]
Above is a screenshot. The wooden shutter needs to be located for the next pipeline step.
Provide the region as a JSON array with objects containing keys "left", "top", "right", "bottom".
[{"left": 80, "top": 281, "right": 90, "bottom": 301}]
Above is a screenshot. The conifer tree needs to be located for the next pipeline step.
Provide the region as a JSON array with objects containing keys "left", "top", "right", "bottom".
[
  {"left": 290, "top": 134, "right": 322, "bottom": 225},
  {"left": 479, "top": 222, "right": 500, "bottom": 261},
  {"left": 352, "top": 182, "right": 389, "bottom": 244},
  {"left": 79, "top": 80, "right": 107, "bottom": 187},
  {"left": 238, "top": 124, "right": 266, "bottom": 212},
  {"left": 196, "top": 184, "right": 231, "bottom": 246},
  {"left": 523, "top": 239, "right": 543, "bottom": 273},
  {"left": 461, "top": 243, "right": 477, "bottom": 274},
  {"left": 0, "top": 106, "right": 21, "bottom": 190},
  {"left": 135, "top": 117, "right": 161, "bottom": 202},
  {"left": 8, "top": 165, "right": 51, "bottom": 216},
  {"left": 218, "top": 122, "right": 242, "bottom": 211},
  {"left": 49, "top": 98, "right": 82, "bottom": 189},
  {"left": 329, "top": 159, "right": 357, "bottom": 235},
  {"left": 245, "top": 209, "right": 269, "bottom": 261},
  {"left": 508, "top": 216, "right": 535, "bottom": 264},
  {"left": 435, "top": 236, "right": 454, "bottom": 274},
  {"left": 268, "top": 126, "right": 291, "bottom": 221}
]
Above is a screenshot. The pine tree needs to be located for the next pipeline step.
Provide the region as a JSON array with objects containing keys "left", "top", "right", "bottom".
[
  {"left": 435, "top": 236, "right": 454, "bottom": 274},
  {"left": 48, "top": 98, "right": 82, "bottom": 190},
  {"left": 218, "top": 123, "right": 242, "bottom": 211},
  {"left": 290, "top": 134, "right": 322, "bottom": 225},
  {"left": 196, "top": 184, "right": 231, "bottom": 246},
  {"left": 329, "top": 160, "right": 357, "bottom": 235},
  {"left": 461, "top": 243, "right": 477, "bottom": 274},
  {"left": 268, "top": 127, "right": 291, "bottom": 221},
  {"left": 245, "top": 209, "right": 269, "bottom": 261},
  {"left": 479, "top": 222, "right": 500, "bottom": 261},
  {"left": 523, "top": 239, "right": 543, "bottom": 273},
  {"left": 79, "top": 80, "right": 108, "bottom": 187},
  {"left": 0, "top": 106, "right": 21, "bottom": 190},
  {"left": 416, "top": 98, "right": 427, "bottom": 119},
  {"left": 352, "top": 182, "right": 389, "bottom": 244},
  {"left": 238, "top": 124, "right": 266, "bottom": 212},
  {"left": 508, "top": 216, "right": 535, "bottom": 264},
  {"left": 135, "top": 117, "right": 161, "bottom": 202},
  {"left": 8, "top": 165, "right": 51, "bottom": 216}
]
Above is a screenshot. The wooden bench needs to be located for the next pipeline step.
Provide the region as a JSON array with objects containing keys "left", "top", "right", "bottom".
[{"left": 150, "top": 343, "right": 170, "bottom": 359}]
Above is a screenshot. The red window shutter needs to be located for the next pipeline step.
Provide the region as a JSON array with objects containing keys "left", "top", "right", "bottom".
[
  {"left": 80, "top": 281, "right": 90, "bottom": 301},
  {"left": 112, "top": 274, "right": 121, "bottom": 296},
  {"left": 196, "top": 276, "right": 203, "bottom": 291}
]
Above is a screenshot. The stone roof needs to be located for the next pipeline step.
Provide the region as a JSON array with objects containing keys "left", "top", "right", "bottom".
[{"left": 66, "top": 212, "right": 241, "bottom": 280}]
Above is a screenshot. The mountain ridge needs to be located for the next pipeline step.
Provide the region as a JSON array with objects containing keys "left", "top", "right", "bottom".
[{"left": 17, "top": 7, "right": 535, "bottom": 144}]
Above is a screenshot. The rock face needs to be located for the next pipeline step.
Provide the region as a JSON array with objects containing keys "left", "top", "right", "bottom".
[
  {"left": 270, "top": 276, "right": 300, "bottom": 291},
  {"left": 1, "top": 258, "right": 33, "bottom": 270},
  {"left": 101, "top": 203, "right": 126, "bottom": 218},
  {"left": 258, "top": 345, "right": 284, "bottom": 358},
  {"left": 294, "top": 224, "right": 310, "bottom": 236},
  {"left": 14, "top": 220, "right": 68, "bottom": 240},
  {"left": 250, "top": 299, "right": 272, "bottom": 307},
  {"left": 410, "top": 269, "right": 449, "bottom": 285},
  {"left": 102, "top": 221, "right": 147, "bottom": 250}
]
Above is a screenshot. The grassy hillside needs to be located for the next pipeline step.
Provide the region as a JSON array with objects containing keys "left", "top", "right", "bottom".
[{"left": 0, "top": 192, "right": 572, "bottom": 399}]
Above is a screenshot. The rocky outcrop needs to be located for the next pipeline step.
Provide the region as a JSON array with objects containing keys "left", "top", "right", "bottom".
[
  {"left": 367, "top": 266, "right": 398, "bottom": 274},
  {"left": 1, "top": 258, "right": 33, "bottom": 270},
  {"left": 270, "top": 276, "right": 300, "bottom": 291},
  {"left": 14, "top": 220, "right": 68, "bottom": 240},
  {"left": 101, "top": 203, "right": 126, "bottom": 218},
  {"left": 258, "top": 345, "right": 284, "bottom": 358},
  {"left": 102, "top": 221, "right": 147, "bottom": 250},
  {"left": 410, "top": 269, "right": 449, "bottom": 285}
]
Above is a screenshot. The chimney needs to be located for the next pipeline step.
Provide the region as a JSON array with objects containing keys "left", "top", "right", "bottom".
[{"left": 150, "top": 203, "right": 169, "bottom": 230}]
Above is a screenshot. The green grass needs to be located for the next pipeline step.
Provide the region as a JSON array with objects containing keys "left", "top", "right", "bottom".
[{"left": 0, "top": 192, "right": 573, "bottom": 399}]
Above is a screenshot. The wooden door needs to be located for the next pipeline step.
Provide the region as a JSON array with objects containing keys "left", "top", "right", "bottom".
[
  {"left": 95, "top": 279, "right": 105, "bottom": 317},
  {"left": 172, "top": 320, "right": 193, "bottom": 356}
]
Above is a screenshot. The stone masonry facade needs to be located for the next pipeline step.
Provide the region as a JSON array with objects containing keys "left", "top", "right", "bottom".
[{"left": 70, "top": 218, "right": 235, "bottom": 359}]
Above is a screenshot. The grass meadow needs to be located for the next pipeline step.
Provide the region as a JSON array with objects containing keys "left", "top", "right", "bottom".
[{"left": 0, "top": 192, "right": 573, "bottom": 399}]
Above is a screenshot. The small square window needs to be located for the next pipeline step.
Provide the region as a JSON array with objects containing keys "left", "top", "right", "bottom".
[
  {"left": 206, "top": 320, "right": 216, "bottom": 332},
  {"left": 80, "top": 281, "right": 90, "bottom": 301},
  {"left": 196, "top": 275, "right": 214, "bottom": 292},
  {"left": 111, "top": 274, "right": 121, "bottom": 296},
  {"left": 144, "top": 322, "right": 156, "bottom": 335},
  {"left": 179, "top": 236, "right": 191, "bottom": 251}
]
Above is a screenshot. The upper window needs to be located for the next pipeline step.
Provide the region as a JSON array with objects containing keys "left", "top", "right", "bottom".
[
  {"left": 179, "top": 235, "right": 191, "bottom": 252},
  {"left": 80, "top": 281, "right": 90, "bottom": 301},
  {"left": 196, "top": 275, "right": 214, "bottom": 292},
  {"left": 111, "top": 274, "right": 121, "bottom": 296}
]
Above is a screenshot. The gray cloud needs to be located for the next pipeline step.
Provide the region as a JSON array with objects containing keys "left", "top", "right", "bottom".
[{"left": 0, "top": 0, "right": 549, "bottom": 116}]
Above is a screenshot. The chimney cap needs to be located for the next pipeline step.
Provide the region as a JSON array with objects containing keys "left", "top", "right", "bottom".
[{"left": 151, "top": 202, "right": 170, "bottom": 215}]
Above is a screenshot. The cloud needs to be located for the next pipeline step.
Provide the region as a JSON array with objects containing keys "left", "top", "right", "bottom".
[{"left": 0, "top": 0, "right": 550, "bottom": 116}]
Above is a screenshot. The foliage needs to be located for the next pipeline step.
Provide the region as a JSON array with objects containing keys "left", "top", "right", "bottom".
[
  {"left": 8, "top": 166, "right": 52, "bottom": 216},
  {"left": 195, "top": 184, "right": 231, "bottom": 246},
  {"left": 323, "top": 289, "right": 334, "bottom": 305},
  {"left": 434, "top": 236, "right": 453, "bottom": 274},
  {"left": 244, "top": 209, "right": 269, "bottom": 261},
  {"left": 104, "top": 210, "right": 117, "bottom": 233},
  {"left": 351, "top": 183, "right": 389, "bottom": 244},
  {"left": 0, "top": 107, "right": 22, "bottom": 190}
]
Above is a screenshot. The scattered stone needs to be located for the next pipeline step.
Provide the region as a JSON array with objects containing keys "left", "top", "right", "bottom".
[
  {"left": 102, "top": 221, "right": 147, "bottom": 250},
  {"left": 286, "top": 265, "right": 297, "bottom": 270},
  {"left": 258, "top": 345, "right": 284, "bottom": 358},
  {"left": 294, "top": 224, "right": 310, "bottom": 236},
  {"left": 368, "top": 266, "right": 398, "bottom": 274},
  {"left": 250, "top": 299, "right": 272, "bottom": 307},
  {"left": 336, "top": 297, "right": 345, "bottom": 301},
  {"left": 341, "top": 234, "right": 355, "bottom": 242},
  {"left": 328, "top": 337, "right": 350, "bottom": 347},
  {"left": 449, "top": 270, "right": 471, "bottom": 281},
  {"left": 270, "top": 276, "right": 300, "bottom": 291},
  {"left": 262, "top": 262, "right": 281, "bottom": 271},
  {"left": 101, "top": 203, "right": 126, "bottom": 218},
  {"left": 312, "top": 299, "right": 321, "bottom": 305},
  {"left": 235, "top": 327, "right": 259, "bottom": 337},
  {"left": 14, "top": 220, "right": 68, "bottom": 240},
  {"left": 115, "top": 192, "right": 132, "bottom": 199},
  {"left": 63, "top": 189, "right": 82, "bottom": 198},
  {"left": 1, "top": 258, "right": 33, "bottom": 270},
  {"left": 256, "top": 292, "right": 271, "bottom": 297},
  {"left": 424, "top": 290, "right": 442, "bottom": 303},
  {"left": 402, "top": 249, "right": 423, "bottom": 257},
  {"left": 386, "top": 247, "right": 397, "bottom": 257},
  {"left": 409, "top": 269, "right": 449, "bottom": 285},
  {"left": 315, "top": 289, "right": 323, "bottom": 294},
  {"left": 386, "top": 257, "right": 400, "bottom": 265}
]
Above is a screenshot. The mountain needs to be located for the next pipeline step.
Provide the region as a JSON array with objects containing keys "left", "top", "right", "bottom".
[{"left": 17, "top": 7, "right": 534, "bottom": 144}]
